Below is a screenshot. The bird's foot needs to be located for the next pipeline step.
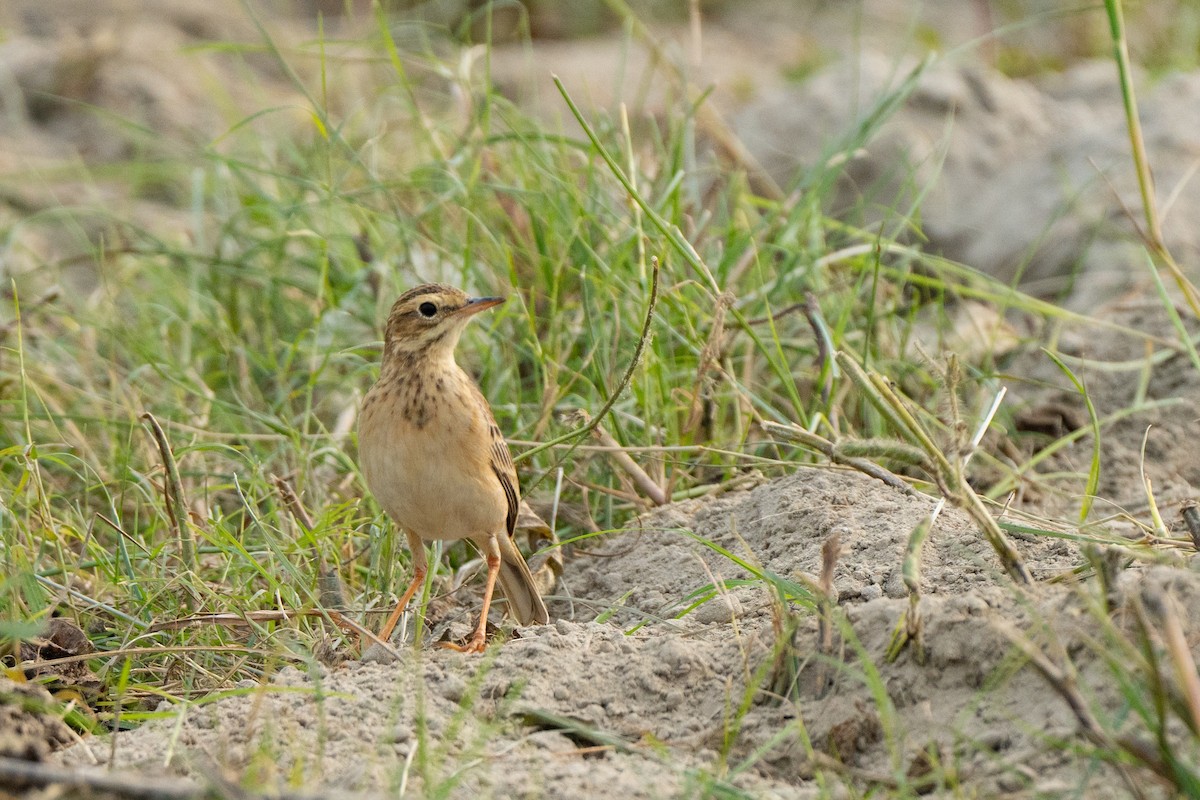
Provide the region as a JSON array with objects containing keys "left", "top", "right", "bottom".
[{"left": 437, "top": 633, "right": 488, "bottom": 653}]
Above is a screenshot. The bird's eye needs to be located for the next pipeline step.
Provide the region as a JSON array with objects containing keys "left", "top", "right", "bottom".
[{"left": 418, "top": 301, "right": 437, "bottom": 318}]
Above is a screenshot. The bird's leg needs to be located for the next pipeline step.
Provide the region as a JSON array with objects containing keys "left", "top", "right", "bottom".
[
  {"left": 377, "top": 530, "right": 428, "bottom": 643},
  {"left": 441, "top": 537, "right": 501, "bottom": 653}
]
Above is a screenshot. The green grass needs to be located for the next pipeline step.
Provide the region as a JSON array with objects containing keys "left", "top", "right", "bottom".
[
  {"left": 1, "top": 15, "right": 963, "bottom": 667},
  {"left": 2, "top": 1, "right": 1200, "bottom": 797}
]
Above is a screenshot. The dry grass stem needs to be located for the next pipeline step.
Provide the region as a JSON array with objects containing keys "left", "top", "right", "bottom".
[
  {"left": 140, "top": 412, "right": 195, "bottom": 586},
  {"left": 996, "top": 621, "right": 1149, "bottom": 799},
  {"left": 0, "top": 754, "right": 380, "bottom": 800},
  {"left": 272, "top": 475, "right": 347, "bottom": 609},
  {"left": 836, "top": 352, "right": 1030, "bottom": 584},
  {"left": 811, "top": 533, "right": 842, "bottom": 696},
  {"left": 759, "top": 421, "right": 915, "bottom": 495},
  {"left": 1182, "top": 503, "right": 1200, "bottom": 550},
  {"left": 683, "top": 292, "right": 731, "bottom": 440}
]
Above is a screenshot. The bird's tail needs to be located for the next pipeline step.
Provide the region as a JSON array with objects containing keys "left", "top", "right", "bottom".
[{"left": 496, "top": 536, "right": 550, "bottom": 626}]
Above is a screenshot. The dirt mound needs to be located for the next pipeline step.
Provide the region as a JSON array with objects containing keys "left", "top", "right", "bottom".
[{"left": 53, "top": 466, "right": 1194, "bottom": 797}]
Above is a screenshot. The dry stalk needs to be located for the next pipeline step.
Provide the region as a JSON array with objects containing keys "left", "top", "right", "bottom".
[
  {"left": 766, "top": 588, "right": 802, "bottom": 703},
  {"left": 840, "top": 352, "right": 1026, "bottom": 663},
  {"left": 683, "top": 291, "right": 733, "bottom": 440},
  {"left": 1181, "top": 503, "right": 1200, "bottom": 550},
  {"left": 0, "top": 754, "right": 378, "bottom": 800},
  {"left": 1159, "top": 595, "right": 1200, "bottom": 736},
  {"left": 1082, "top": 543, "right": 1124, "bottom": 613},
  {"left": 1139, "top": 427, "right": 1170, "bottom": 538},
  {"left": 148, "top": 609, "right": 404, "bottom": 662},
  {"left": 577, "top": 411, "right": 667, "bottom": 507},
  {"left": 140, "top": 412, "right": 195, "bottom": 607},
  {"left": 1104, "top": 0, "right": 1200, "bottom": 318},
  {"left": 19, "top": 644, "right": 295, "bottom": 674},
  {"left": 1139, "top": 587, "right": 1200, "bottom": 738},
  {"left": 995, "top": 621, "right": 1150, "bottom": 799},
  {"left": 759, "top": 421, "right": 918, "bottom": 495},
  {"left": 836, "top": 351, "right": 1030, "bottom": 584},
  {"left": 272, "top": 475, "right": 347, "bottom": 610},
  {"left": 802, "top": 291, "right": 834, "bottom": 405},
  {"left": 887, "top": 517, "right": 932, "bottom": 665},
  {"left": 811, "top": 533, "right": 842, "bottom": 697},
  {"left": 601, "top": 0, "right": 784, "bottom": 201}
]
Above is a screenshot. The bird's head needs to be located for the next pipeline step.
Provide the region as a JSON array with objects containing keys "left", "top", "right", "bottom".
[{"left": 381, "top": 283, "right": 504, "bottom": 363}]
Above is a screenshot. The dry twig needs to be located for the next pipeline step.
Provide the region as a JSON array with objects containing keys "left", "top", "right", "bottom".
[{"left": 0, "top": 755, "right": 378, "bottom": 800}]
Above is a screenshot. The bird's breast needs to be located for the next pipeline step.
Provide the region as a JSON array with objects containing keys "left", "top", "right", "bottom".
[{"left": 359, "top": 368, "right": 506, "bottom": 542}]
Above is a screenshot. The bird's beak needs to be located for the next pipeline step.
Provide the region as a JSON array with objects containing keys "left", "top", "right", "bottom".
[{"left": 457, "top": 296, "right": 505, "bottom": 318}]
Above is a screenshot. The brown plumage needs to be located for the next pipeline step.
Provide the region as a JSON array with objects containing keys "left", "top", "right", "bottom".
[{"left": 358, "top": 283, "right": 549, "bottom": 652}]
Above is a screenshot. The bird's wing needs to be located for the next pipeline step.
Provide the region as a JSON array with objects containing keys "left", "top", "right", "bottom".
[{"left": 474, "top": 388, "right": 520, "bottom": 538}]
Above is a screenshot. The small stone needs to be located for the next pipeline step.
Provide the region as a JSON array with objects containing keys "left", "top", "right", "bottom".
[
  {"left": 658, "top": 638, "right": 705, "bottom": 675},
  {"left": 579, "top": 703, "right": 605, "bottom": 724},
  {"left": 959, "top": 594, "right": 989, "bottom": 616},
  {"left": 883, "top": 568, "right": 908, "bottom": 599},
  {"left": 360, "top": 642, "right": 402, "bottom": 664},
  {"left": 441, "top": 673, "right": 467, "bottom": 704},
  {"left": 977, "top": 730, "right": 1012, "bottom": 752},
  {"left": 528, "top": 730, "right": 577, "bottom": 753},
  {"left": 513, "top": 640, "right": 551, "bottom": 659},
  {"left": 386, "top": 725, "right": 413, "bottom": 744},
  {"left": 691, "top": 594, "right": 743, "bottom": 624}
]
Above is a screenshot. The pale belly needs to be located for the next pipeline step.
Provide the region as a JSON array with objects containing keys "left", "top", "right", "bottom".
[{"left": 359, "top": 399, "right": 507, "bottom": 542}]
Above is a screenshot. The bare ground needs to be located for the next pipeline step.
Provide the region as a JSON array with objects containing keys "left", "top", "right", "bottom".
[
  {"left": 4, "top": 2, "right": 1200, "bottom": 798},
  {"left": 51, "top": 462, "right": 1200, "bottom": 797}
]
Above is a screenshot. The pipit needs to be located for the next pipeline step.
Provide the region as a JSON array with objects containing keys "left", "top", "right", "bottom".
[{"left": 358, "top": 283, "right": 550, "bottom": 652}]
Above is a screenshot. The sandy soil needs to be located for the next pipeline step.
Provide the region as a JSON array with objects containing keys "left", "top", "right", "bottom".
[
  {"left": 51, "top": 465, "right": 1200, "bottom": 797},
  {"left": 4, "top": 1, "right": 1199, "bottom": 798}
]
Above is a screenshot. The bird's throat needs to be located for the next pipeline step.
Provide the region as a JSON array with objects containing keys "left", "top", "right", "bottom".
[{"left": 379, "top": 350, "right": 463, "bottom": 431}]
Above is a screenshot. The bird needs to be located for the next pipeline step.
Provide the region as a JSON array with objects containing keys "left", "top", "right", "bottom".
[{"left": 358, "top": 282, "right": 550, "bottom": 652}]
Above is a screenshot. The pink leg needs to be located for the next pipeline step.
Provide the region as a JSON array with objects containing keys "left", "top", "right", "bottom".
[
  {"left": 440, "top": 537, "right": 501, "bottom": 653},
  {"left": 377, "top": 530, "right": 428, "bottom": 643}
]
